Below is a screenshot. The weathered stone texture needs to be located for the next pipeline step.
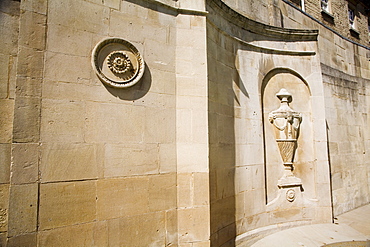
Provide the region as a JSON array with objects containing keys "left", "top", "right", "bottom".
[
  {"left": 11, "top": 143, "right": 39, "bottom": 184},
  {"left": 7, "top": 233, "right": 37, "bottom": 247},
  {"left": 0, "top": 144, "right": 11, "bottom": 184},
  {"left": 2, "top": 0, "right": 369, "bottom": 246},
  {"left": 38, "top": 222, "right": 108, "bottom": 247},
  {"left": 0, "top": 100, "right": 14, "bottom": 143},
  {"left": 40, "top": 143, "right": 103, "bottom": 182},
  {"left": 39, "top": 181, "right": 96, "bottom": 230},
  {"left": 8, "top": 184, "right": 38, "bottom": 236}
]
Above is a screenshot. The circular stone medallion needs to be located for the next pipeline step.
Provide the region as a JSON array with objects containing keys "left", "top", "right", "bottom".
[
  {"left": 286, "top": 189, "right": 296, "bottom": 202},
  {"left": 92, "top": 38, "right": 145, "bottom": 88}
]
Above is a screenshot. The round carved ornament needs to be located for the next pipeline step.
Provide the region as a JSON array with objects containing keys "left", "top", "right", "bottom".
[
  {"left": 92, "top": 38, "right": 145, "bottom": 88},
  {"left": 286, "top": 189, "right": 296, "bottom": 202}
]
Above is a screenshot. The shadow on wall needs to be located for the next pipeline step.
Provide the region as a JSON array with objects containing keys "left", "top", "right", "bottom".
[
  {"left": 208, "top": 30, "right": 251, "bottom": 246},
  {"left": 104, "top": 62, "right": 152, "bottom": 101}
]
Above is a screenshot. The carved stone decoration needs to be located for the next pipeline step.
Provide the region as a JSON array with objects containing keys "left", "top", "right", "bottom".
[
  {"left": 286, "top": 189, "right": 296, "bottom": 202},
  {"left": 92, "top": 38, "right": 145, "bottom": 88},
  {"left": 269, "top": 88, "right": 302, "bottom": 189}
]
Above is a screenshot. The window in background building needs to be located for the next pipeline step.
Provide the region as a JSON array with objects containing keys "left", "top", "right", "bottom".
[
  {"left": 290, "top": 0, "right": 302, "bottom": 10},
  {"left": 368, "top": 17, "right": 370, "bottom": 42},
  {"left": 321, "top": 0, "right": 330, "bottom": 13},
  {"left": 348, "top": 6, "right": 356, "bottom": 30}
]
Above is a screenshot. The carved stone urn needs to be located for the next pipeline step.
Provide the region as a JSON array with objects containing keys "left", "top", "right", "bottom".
[{"left": 269, "top": 88, "right": 302, "bottom": 188}]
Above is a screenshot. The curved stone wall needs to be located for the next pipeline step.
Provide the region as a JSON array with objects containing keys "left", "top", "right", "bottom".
[{"left": 206, "top": 0, "right": 369, "bottom": 245}]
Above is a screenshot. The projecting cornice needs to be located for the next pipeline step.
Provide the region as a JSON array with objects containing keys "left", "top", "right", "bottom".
[{"left": 208, "top": 0, "right": 319, "bottom": 42}]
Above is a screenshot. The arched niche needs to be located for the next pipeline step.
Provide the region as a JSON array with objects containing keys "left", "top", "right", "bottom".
[{"left": 262, "top": 68, "right": 315, "bottom": 204}]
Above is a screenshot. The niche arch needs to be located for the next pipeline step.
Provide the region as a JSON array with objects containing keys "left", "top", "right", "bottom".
[{"left": 261, "top": 68, "right": 316, "bottom": 204}]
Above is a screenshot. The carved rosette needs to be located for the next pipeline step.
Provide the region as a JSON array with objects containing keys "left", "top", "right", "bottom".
[
  {"left": 286, "top": 189, "right": 296, "bottom": 202},
  {"left": 269, "top": 88, "right": 302, "bottom": 189},
  {"left": 92, "top": 38, "right": 145, "bottom": 88}
]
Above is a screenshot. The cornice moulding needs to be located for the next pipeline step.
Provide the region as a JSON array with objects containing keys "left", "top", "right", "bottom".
[{"left": 208, "top": 0, "right": 319, "bottom": 42}]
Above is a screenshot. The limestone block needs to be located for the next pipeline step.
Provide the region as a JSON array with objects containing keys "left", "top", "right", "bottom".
[
  {"left": 40, "top": 143, "right": 103, "bottom": 182},
  {"left": 193, "top": 241, "right": 211, "bottom": 247},
  {"left": 177, "top": 143, "right": 208, "bottom": 173},
  {"left": 11, "top": 143, "right": 39, "bottom": 184},
  {"left": 7, "top": 55, "right": 17, "bottom": 99},
  {"left": 159, "top": 143, "right": 176, "bottom": 173},
  {"left": 177, "top": 76, "right": 207, "bottom": 97},
  {"left": 314, "top": 207, "right": 332, "bottom": 223},
  {"left": 11, "top": 118, "right": 31, "bottom": 159},
  {"left": 235, "top": 192, "right": 245, "bottom": 221},
  {"left": 178, "top": 206, "right": 210, "bottom": 242},
  {"left": 85, "top": 102, "right": 145, "bottom": 143},
  {"left": 317, "top": 183, "right": 332, "bottom": 207},
  {"left": 149, "top": 173, "right": 177, "bottom": 212},
  {"left": 177, "top": 108, "right": 193, "bottom": 143},
  {"left": 19, "top": 11, "right": 46, "bottom": 50},
  {"left": 165, "top": 209, "right": 178, "bottom": 246},
  {"left": 216, "top": 168, "right": 235, "bottom": 200},
  {"left": 46, "top": 24, "right": 92, "bottom": 57},
  {"left": 178, "top": 0, "right": 205, "bottom": 12},
  {"left": 245, "top": 189, "right": 265, "bottom": 216},
  {"left": 103, "top": 0, "right": 120, "bottom": 9},
  {"left": 107, "top": 212, "right": 166, "bottom": 246},
  {"left": 42, "top": 79, "right": 110, "bottom": 102},
  {"left": 7, "top": 233, "right": 37, "bottom": 247},
  {"left": 108, "top": 10, "right": 145, "bottom": 42},
  {"left": 0, "top": 54, "right": 9, "bottom": 99},
  {"left": 270, "top": 208, "right": 304, "bottom": 225},
  {"left": 0, "top": 144, "right": 10, "bottom": 183},
  {"left": 209, "top": 144, "right": 234, "bottom": 170},
  {"left": 40, "top": 99, "right": 85, "bottom": 143},
  {"left": 122, "top": 1, "right": 162, "bottom": 22},
  {"left": 209, "top": 197, "right": 235, "bottom": 231},
  {"left": 39, "top": 181, "right": 96, "bottom": 230},
  {"left": 178, "top": 173, "right": 192, "bottom": 208},
  {"left": 144, "top": 39, "right": 175, "bottom": 72},
  {"left": 149, "top": 68, "right": 176, "bottom": 95},
  {"left": 133, "top": 91, "right": 175, "bottom": 108},
  {"left": 0, "top": 99, "right": 14, "bottom": 143},
  {"left": 48, "top": 0, "right": 109, "bottom": 34},
  {"left": 20, "top": 0, "right": 47, "bottom": 14},
  {"left": 191, "top": 15, "right": 206, "bottom": 29},
  {"left": 235, "top": 166, "right": 251, "bottom": 193},
  {"left": 8, "top": 183, "right": 37, "bottom": 236},
  {"left": 236, "top": 144, "right": 264, "bottom": 166},
  {"left": 144, "top": 107, "right": 176, "bottom": 143},
  {"left": 177, "top": 28, "right": 206, "bottom": 51},
  {"left": 216, "top": 114, "right": 234, "bottom": 144},
  {"left": 97, "top": 177, "right": 149, "bottom": 220},
  {"left": 44, "top": 52, "right": 90, "bottom": 82},
  {"left": 0, "top": 233, "right": 6, "bottom": 247},
  {"left": 0, "top": 11, "right": 19, "bottom": 56},
  {"left": 191, "top": 109, "right": 208, "bottom": 144},
  {"left": 15, "top": 77, "right": 42, "bottom": 98},
  {"left": 0, "top": 0, "right": 20, "bottom": 15},
  {"left": 176, "top": 14, "right": 191, "bottom": 29},
  {"left": 0, "top": 184, "right": 9, "bottom": 232},
  {"left": 179, "top": 243, "right": 193, "bottom": 247},
  {"left": 38, "top": 222, "right": 108, "bottom": 247},
  {"left": 104, "top": 143, "right": 159, "bottom": 177},
  {"left": 194, "top": 172, "right": 209, "bottom": 206},
  {"left": 17, "top": 46, "right": 44, "bottom": 78},
  {"left": 84, "top": 0, "right": 103, "bottom": 5}
]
